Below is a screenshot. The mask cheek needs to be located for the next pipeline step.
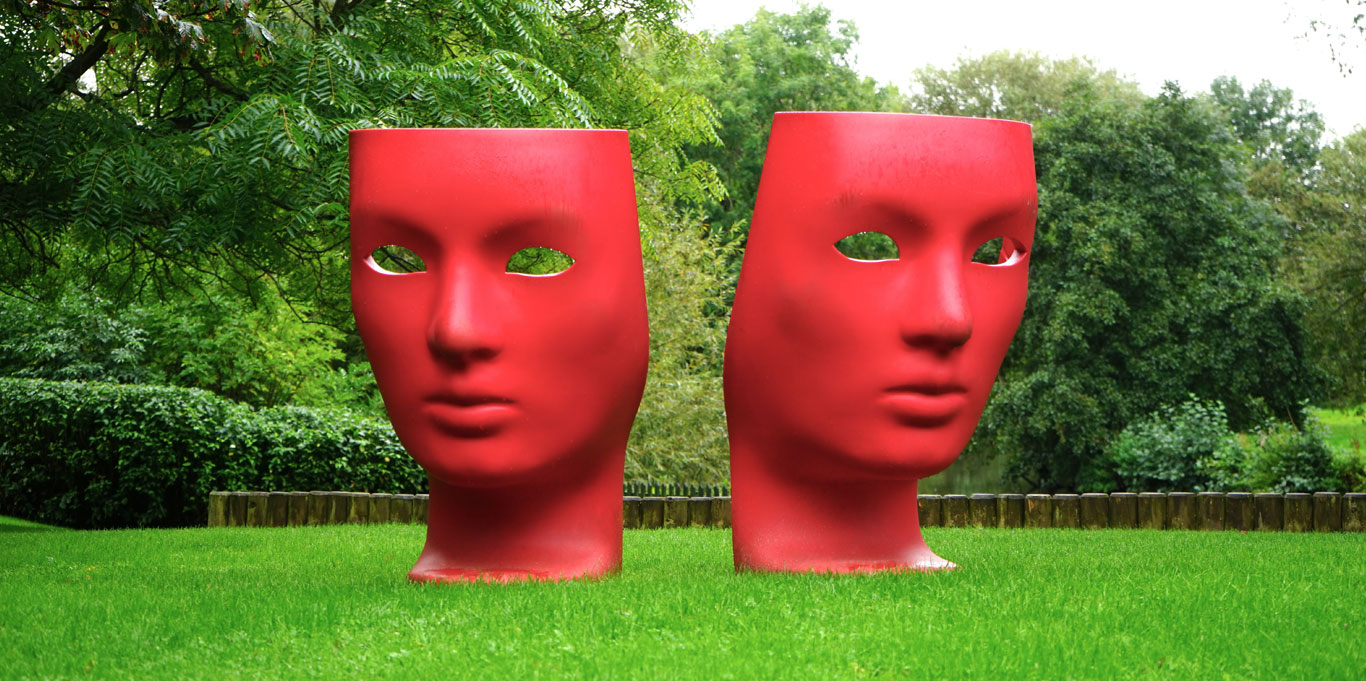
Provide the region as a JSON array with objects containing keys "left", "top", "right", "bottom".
[{"left": 523, "top": 284, "right": 648, "bottom": 427}]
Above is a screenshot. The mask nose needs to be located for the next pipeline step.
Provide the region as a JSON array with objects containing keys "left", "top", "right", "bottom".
[
  {"left": 899, "top": 251, "right": 973, "bottom": 352},
  {"left": 426, "top": 264, "right": 505, "bottom": 366}
]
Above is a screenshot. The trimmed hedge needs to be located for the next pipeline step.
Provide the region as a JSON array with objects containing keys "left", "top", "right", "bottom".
[{"left": 0, "top": 378, "right": 423, "bottom": 529}]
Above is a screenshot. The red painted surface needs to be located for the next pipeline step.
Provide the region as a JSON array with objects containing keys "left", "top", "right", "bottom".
[
  {"left": 350, "top": 129, "right": 648, "bottom": 582},
  {"left": 724, "top": 113, "right": 1036, "bottom": 573}
]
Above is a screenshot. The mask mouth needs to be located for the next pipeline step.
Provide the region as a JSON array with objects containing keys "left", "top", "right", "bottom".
[
  {"left": 422, "top": 392, "right": 519, "bottom": 437},
  {"left": 884, "top": 383, "right": 967, "bottom": 396},
  {"left": 425, "top": 391, "right": 515, "bottom": 408},
  {"left": 878, "top": 385, "right": 968, "bottom": 426}
]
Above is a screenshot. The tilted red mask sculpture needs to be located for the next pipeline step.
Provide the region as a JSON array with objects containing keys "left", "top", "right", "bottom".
[
  {"left": 350, "top": 129, "right": 648, "bottom": 582},
  {"left": 724, "top": 113, "right": 1036, "bottom": 573}
]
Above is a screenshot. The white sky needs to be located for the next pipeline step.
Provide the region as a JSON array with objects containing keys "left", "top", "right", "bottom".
[{"left": 681, "top": 0, "right": 1366, "bottom": 140}]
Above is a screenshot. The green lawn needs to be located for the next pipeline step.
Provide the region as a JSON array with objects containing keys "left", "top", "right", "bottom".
[
  {"left": 1316, "top": 404, "right": 1366, "bottom": 452},
  {"left": 2, "top": 521, "right": 1363, "bottom": 680}
]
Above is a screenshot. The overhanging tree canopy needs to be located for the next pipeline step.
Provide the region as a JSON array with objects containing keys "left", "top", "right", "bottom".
[{"left": 1, "top": 0, "right": 721, "bottom": 323}]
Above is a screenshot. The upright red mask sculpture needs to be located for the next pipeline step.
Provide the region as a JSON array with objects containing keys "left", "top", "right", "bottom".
[
  {"left": 724, "top": 113, "right": 1036, "bottom": 573},
  {"left": 350, "top": 129, "right": 648, "bottom": 582}
]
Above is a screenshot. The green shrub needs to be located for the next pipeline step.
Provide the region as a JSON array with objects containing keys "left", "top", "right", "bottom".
[
  {"left": 0, "top": 378, "right": 422, "bottom": 529},
  {"left": 0, "top": 289, "right": 161, "bottom": 385},
  {"left": 1089, "top": 395, "right": 1351, "bottom": 492},
  {"left": 1238, "top": 417, "right": 1342, "bottom": 493},
  {"left": 1088, "top": 396, "right": 1238, "bottom": 492},
  {"left": 1333, "top": 446, "right": 1366, "bottom": 492},
  {"left": 1195, "top": 432, "right": 1254, "bottom": 492}
]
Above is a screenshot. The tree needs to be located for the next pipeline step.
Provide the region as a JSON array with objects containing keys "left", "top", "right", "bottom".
[
  {"left": 1208, "top": 76, "right": 1324, "bottom": 179},
  {"left": 627, "top": 192, "right": 732, "bottom": 483},
  {"left": 981, "top": 84, "right": 1323, "bottom": 491},
  {"left": 908, "top": 50, "right": 1143, "bottom": 123},
  {"left": 1265, "top": 129, "right": 1366, "bottom": 404},
  {"left": 657, "top": 5, "right": 906, "bottom": 252},
  {"left": 1210, "top": 75, "right": 1363, "bottom": 405}
]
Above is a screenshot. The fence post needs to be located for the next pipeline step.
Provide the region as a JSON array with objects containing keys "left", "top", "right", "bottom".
[
  {"left": 367, "top": 493, "right": 392, "bottom": 524},
  {"left": 305, "top": 491, "right": 328, "bottom": 525},
  {"left": 1079, "top": 493, "right": 1108, "bottom": 529},
  {"left": 391, "top": 494, "right": 416, "bottom": 523},
  {"left": 287, "top": 492, "right": 308, "bottom": 526},
  {"left": 1167, "top": 493, "right": 1195, "bottom": 530},
  {"left": 345, "top": 493, "right": 369, "bottom": 525},
  {"left": 1254, "top": 493, "right": 1283, "bottom": 531},
  {"left": 918, "top": 495, "right": 942, "bottom": 528},
  {"left": 246, "top": 492, "right": 269, "bottom": 527},
  {"left": 207, "top": 491, "right": 229, "bottom": 527},
  {"left": 640, "top": 497, "right": 664, "bottom": 529},
  {"left": 688, "top": 498, "right": 713, "bottom": 528},
  {"left": 968, "top": 494, "right": 997, "bottom": 528},
  {"left": 227, "top": 491, "right": 249, "bottom": 527},
  {"left": 1109, "top": 493, "right": 1138, "bottom": 529},
  {"left": 1197, "top": 492, "right": 1224, "bottom": 531},
  {"left": 1284, "top": 493, "right": 1312, "bottom": 532},
  {"left": 324, "top": 492, "right": 347, "bottom": 525},
  {"left": 664, "top": 497, "right": 689, "bottom": 528},
  {"left": 711, "top": 497, "right": 731, "bottom": 529},
  {"left": 998, "top": 494, "right": 1025, "bottom": 529},
  {"left": 1137, "top": 493, "right": 1166, "bottom": 529},
  {"left": 1225, "top": 493, "right": 1253, "bottom": 532},
  {"left": 942, "top": 495, "right": 969, "bottom": 528},
  {"left": 267, "top": 492, "right": 290, "bottom": 527},
  {"left": 414, "top": 494, "right": 429, "bottom": 525},
  {"left": 1025, "top": 494, "right": 1052, "bottom": 528},
  {"left": 1345, "top": 494, "right": 1365, "bottom": 533},
  {"left": 1052, "top": 494, "right": 1080, "bottom": 529},
  {"left": 1313, "top": 492, "right": 1341, "bottom": 532},
  {"left": 623, "top": 496, "right": 642, "bottom": 530}
]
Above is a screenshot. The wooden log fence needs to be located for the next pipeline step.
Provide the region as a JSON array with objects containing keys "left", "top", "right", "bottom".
[{"left": 208, "top": 491, "right": 1366, "bottom": 532}]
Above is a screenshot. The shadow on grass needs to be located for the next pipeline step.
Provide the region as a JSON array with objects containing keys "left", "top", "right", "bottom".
[
  {"left": 0, "top": 525, "right": 67, "bottom": 534},
  {"left": 0, "top": 516, "right": 69, "bottom": 533}
]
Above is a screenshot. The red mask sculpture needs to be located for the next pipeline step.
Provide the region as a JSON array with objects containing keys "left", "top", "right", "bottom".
[
  {"left": 350, "top": 129, "right": 649, "bottom": 582},
  {"left": 724, "top": 113, "right": 1036, "bottom": 573}
]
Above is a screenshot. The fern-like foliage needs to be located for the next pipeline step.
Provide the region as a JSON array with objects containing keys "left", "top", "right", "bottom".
[{"left": 2, "top": 0, "right": 721, "bottom": 327}]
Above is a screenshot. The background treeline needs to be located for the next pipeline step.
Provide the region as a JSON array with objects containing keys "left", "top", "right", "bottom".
[{"left": 1, "top": 1, "right": 1363, "bottom": 527}]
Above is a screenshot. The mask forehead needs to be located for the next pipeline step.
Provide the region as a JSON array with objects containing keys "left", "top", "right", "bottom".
[
  {"left": 751, "top": 113, "right": 1036, "bottom": 249},
  {"left": 349, "top": 129, "right": 639, "bottom": 257}
]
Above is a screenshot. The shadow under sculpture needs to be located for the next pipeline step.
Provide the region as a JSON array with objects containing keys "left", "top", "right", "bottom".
[
  {"left": 349, "top": 129, "right": 649, "bottom": 583},
  {"left": 724, "top": 112, "right": 1037, "bottom": 573}
]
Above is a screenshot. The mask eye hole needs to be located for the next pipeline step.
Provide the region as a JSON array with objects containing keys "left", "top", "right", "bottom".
[
  {"left": 507, "top": 246, "right": 574, "bottom": 276},
  {"left": 971, "top": 237, "right": 1027, "bottom": 266},
  {"left": 368, "top": 245, "right": 426, "bottom": 274},
  {"left": 834, "top": 231, "right": 898, "bottom": 261}
]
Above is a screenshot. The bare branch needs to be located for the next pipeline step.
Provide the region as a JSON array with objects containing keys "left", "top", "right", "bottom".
[
  {"left": 188, "top": 58, "right": 247, "bottom": 100},
  {"left": 40, "top": 20, "right": 110, "bottom": 103}
]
